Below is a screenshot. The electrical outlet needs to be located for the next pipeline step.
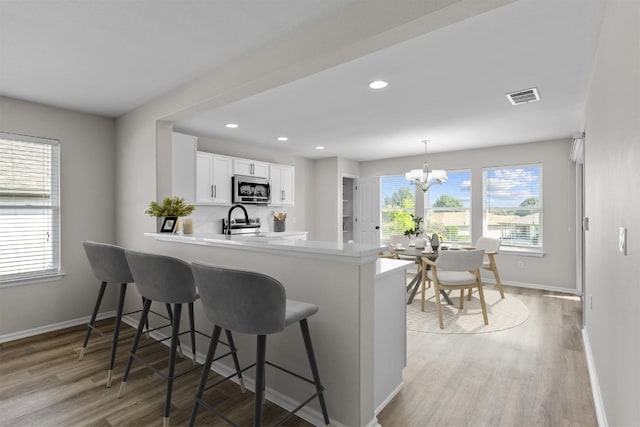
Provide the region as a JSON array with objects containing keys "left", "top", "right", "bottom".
[
  {"left": 517, "top": 260, "right": 524, "bottom": 269},
  {"left": 619, "top": 227, "right": 627, "bottom": 255}
]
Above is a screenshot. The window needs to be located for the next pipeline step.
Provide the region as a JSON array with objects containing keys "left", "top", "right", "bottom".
[
  {"left": 380, "top": 175, "right": 415, "bottom": 243},
  {"left": 424, "top": 170, "right": 472, "bottom": 243},
  {"left": 0, "top": 132, "right": 60, "bottom": 282},
  {"left": 483, "top": 165, "right": 542, "bottom": 251}
]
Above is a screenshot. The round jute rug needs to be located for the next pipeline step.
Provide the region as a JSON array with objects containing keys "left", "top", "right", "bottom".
[{"left": 406, "top": 285, "right": 529, "bottom": 334}]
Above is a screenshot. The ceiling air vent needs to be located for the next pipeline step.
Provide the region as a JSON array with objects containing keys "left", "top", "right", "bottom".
[{"left": 506, "top": 87, "right": 540, "bottom": 105}]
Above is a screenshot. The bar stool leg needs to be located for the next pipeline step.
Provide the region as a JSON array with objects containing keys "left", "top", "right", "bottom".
[
  {"left": 165, "top": 304, "right": 184, "bottom": 359},
  {"left": 142, "top": 297, "right": 150, "bottom": 337},
  {"left": 189, "top": 325, "right": 222, "bottom": 427},
  {"left": 224, "top": 329, "right": 246, "bottom": 393},
  {"left": 79, "top": 281, "right": 107, "bottom": 360},
  {"left": 188, "top": 302, "right": 196, "bottom": 364},
  {"left": 107, "top": 283, "right": 127, "bottom": 387},
  {"left": 163, "top": 303, "right": 182, "bottom": 427},
  {"left": 254, "top": 335, "right": 267, "bottom": 427},
  {"left": 300, "top": 319, "right": 330, "bottom": 426},
  {"left": 118, "top": 298, "right": 151, "bottom": 398}
]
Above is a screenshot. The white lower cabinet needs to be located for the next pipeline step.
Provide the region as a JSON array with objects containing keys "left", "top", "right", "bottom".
[
  {"left": 196, "top": 152, "right": 232, "bottom": 205},
  {"left": 269, "top": 164, "right": 294, "bottom": 206}
]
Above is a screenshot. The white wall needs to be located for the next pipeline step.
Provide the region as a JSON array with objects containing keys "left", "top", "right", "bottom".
[
  {"left": 583, "top": 0, "right": 640, "bottom": 425},
  {"left": 314, "top": 157, "right": 340, "bottom": 241},
  {"left": 0, "top": 96, "right": 116, "bottom": 336},
  {"left": 360, "top": 139, "right": 577, "bottom": 292}
]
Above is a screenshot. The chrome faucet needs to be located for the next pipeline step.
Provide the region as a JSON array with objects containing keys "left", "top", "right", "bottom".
[{"left": 225, "top": 204, "right": 249, "bottom": 235}]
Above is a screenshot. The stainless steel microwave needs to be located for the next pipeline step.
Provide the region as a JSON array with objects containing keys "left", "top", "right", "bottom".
[{"left": 232, "top": 175, "right": 271, "bottom": 204}]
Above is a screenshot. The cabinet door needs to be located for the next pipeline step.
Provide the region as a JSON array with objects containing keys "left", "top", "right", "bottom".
[
  {"left": 252, "top": 161, "right": 269, "bottom": 178},
  {"left": 195, "top": 152, "right": 213, "bottom": 204},
  {"left": 233, "top": 158, "right": 253, "bottom": 176},
  {"left": 233, "top": 158, "right": 269, "bottom": 178},
  {"left": 211, "top": 155, "right": 232, "bottom": 204},
  {"left": 279, "top": 165, "right": 295, "bottom": 206},
  {"left": 269, "top": 164, "right": 295, "bottom": 206}
]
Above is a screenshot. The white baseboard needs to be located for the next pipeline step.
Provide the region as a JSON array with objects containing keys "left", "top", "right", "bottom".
[
  {"left": 483, "top": 279, "right": 582, "bottom": 296},
  {"left": 0, "top": 310, "right": 116, "bottom": 344},
  {"left": 375, "top": 382, "right": 403, "bottom": 415},
  {"left": 582, "top": 328, "right": 608, "bottom": 427},
  {"left": 121, "top": 315, "right": 345, "bottom": 427}
]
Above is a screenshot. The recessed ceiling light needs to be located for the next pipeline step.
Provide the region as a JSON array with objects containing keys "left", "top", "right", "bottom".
[
  {"left": 277, "top": 136, "right": 288, "bottom": 141},
  {"left": 225, "top": 123, "right": 238, "bottom": 128},
  {"left": 315, "top": 146, "right": 325, "bottom": 150},
  {"left": 369, "top": 80, "right": 389, "bottom": 89}
]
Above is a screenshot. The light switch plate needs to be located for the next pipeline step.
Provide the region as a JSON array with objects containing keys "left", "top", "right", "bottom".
[{"left": 619, "top": 227, "right": 627, "bottom": 255}]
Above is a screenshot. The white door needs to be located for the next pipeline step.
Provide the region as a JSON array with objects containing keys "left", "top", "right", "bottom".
[{"left": 354, "top": 177, "right": 380, "bottom": 246}]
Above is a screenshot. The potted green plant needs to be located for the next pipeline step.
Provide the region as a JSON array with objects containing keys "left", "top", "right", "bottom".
[
  {"left": 145, "top": 196, "right": 196, "bottom": 233},
  {"left": 403, "top": 214, "right": 423, "bottom": 238}
]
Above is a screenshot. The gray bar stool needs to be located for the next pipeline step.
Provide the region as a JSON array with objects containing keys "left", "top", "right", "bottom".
[
  {"left": 118, "top": 250, "right": 244, "bottom": 427},
  {"left": 80, "top": 241, "right": 138, "bottom": 387},
  {"left": 189, "top": 261, "right": 330, "bottom": 427}
]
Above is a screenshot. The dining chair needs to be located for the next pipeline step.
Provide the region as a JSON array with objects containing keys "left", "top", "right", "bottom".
[
  {"left": 470, "top": 236, "right": 505, "bottom": 299},
  {"left": 421, "top": 249, "right": 488, "bottom": 329}
]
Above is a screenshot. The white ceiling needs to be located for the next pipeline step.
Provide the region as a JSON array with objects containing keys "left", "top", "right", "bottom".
[{"left": 0, "top": 0, "right": 605, "bottom": 162}]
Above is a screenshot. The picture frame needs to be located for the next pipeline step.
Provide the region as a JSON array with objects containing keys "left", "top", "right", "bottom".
[{"left": 160, "top": 216, "right": 178, "bottom": 233}]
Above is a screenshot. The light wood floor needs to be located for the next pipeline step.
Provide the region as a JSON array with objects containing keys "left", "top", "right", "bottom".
[
  {"left": 1, "top": 285, "right": 597, "bottom": 427},
  {"left": 378, "top": 284, "right": 598, "bottom": 427}
]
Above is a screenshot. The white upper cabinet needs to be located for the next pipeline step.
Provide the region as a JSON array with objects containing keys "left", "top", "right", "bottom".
[
  {"left": 195, "top": 151, "right": 232, "bottom": 205},
  {"left": 233, "top": 158, "right": 269, "bottom": 178},
  {"left": 269, "top": 164, "right": 295, "bottom": 206},
  {"left": 171, "top": 132, "right": 197, "bottom": 203}
]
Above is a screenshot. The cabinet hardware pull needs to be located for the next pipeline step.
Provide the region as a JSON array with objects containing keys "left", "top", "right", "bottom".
[
  {"left": 214, "top": 185, "right": 217, "bottom": 198},
  {"left": 211, "top": 185, "right": 214, "bottom": 198}
]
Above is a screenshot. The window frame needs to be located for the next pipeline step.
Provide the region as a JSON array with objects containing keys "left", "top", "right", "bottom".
[
  {"left": 423, "top": 168, "right": 472, "bottom": 244},
  {"left": 0, "top": 131, "right": 62, "bottom": 286},
  {"left": 482, "top": 164, "right": 543, "bottom": 254}
]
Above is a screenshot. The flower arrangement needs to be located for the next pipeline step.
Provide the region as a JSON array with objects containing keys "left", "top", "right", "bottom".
[
  {"left": 273, "top": 212, "right": 287, "bottom": 221},
  {"left": 145, "top": 196, "right": 196, "bottom": 217}
]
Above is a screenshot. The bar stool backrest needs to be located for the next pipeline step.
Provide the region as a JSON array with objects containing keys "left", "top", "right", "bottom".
[
  {"left": 125, "top": 250, "right": 197, "bottom": 304},
  {"left": 435, "top": 248, "right": 484, "bottom": 272},
  {"left": 191, "top": 261, "right": 286, "bottom": 335},
  {"left": 83, "top": 241, "right": 133, "bottom": 284}
]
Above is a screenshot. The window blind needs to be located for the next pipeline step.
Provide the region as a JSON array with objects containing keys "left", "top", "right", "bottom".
[
  {"left": 0, "top": 132, "right": 60, "bottom": 281},
  {"left": 483, "top": 165, "right": 542, "bottom": 249}
]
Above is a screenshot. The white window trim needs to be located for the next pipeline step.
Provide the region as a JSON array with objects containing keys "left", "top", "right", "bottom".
[
  {"left": 0, "top": 131, "right": 61, "bottom": 283},
  {"left": 483, "top": 163, "right": 543, "bottom": 251}
]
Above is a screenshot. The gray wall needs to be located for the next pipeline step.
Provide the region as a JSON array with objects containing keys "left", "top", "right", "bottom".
[
  {"left": 583, "top": 0, "right": 640, "bottom": 425},
  {"left": 0, "top": 96, "right": 116, "bottom": 336},
  {"left": 360, "top": 139, "right": 577, "bottom": 292}
]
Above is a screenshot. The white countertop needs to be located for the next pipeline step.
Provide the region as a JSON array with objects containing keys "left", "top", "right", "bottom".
[
  {"left": 145, "top": 232, "right": 384, "bottom": 264},
  {"left": 376, "top": 258, "right": 414, "bottom": 278}
]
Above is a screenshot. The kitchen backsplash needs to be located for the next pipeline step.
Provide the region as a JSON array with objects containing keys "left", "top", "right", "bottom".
[{"left": 188, "top": 205, "right": 291, "bottom": 234}]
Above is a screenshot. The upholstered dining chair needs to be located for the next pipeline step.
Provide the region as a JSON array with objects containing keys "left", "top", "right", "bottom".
[
  {"left": 472, "top": 236, "right": 505, "bottom": 299},
  {"left": 421, "top": 249, "right": 487, "bottom": 329}
]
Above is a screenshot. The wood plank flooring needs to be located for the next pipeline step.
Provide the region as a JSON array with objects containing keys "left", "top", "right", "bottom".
[
  {"left": 1, "top": 285, "right": 597, "bottom": 426},
  {"left": 377, "top": 284, "right": 597, "bottom": 427},
  {"left": 0, "top": 320, "right": 311, "bottom": 427}
]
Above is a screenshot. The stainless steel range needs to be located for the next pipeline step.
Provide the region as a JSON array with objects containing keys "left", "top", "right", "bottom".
[{"left": 222, "top": 217, "right": 261, "bottom": 235}]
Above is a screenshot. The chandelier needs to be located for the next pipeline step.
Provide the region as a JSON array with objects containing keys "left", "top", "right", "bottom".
[{"left": 404, "top": 140, "right": 447, "bottom": 192}]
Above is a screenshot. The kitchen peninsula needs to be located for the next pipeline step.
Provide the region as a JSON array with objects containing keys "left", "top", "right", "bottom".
[{"left": 142, "top": 232, "right": 411, "bottom": 427}]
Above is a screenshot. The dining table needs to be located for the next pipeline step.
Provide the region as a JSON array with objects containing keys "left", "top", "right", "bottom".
[{"left": 389, "top": 245, "right": 454, "bottom": 306}]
